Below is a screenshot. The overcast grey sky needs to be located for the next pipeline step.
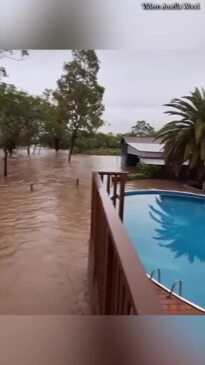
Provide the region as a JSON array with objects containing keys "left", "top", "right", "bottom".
[
  {"left": 1, "top": 1, "right": 205, "bottom": 132},
  {"left": 1, "top": 49, "right": 205, "bottom": 134}
]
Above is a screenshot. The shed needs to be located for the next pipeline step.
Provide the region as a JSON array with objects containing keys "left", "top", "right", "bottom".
[{"left": 121, "top": 136, "right": 165, "bottom": 167}]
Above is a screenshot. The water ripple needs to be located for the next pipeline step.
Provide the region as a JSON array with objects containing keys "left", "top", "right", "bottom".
[{"left": 0, "top": 151, "right": 119, "bottom": 314}]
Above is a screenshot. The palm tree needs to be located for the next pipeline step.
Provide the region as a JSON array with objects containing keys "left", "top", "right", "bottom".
[{"left": 157, "top": 88, "right": 205, "bottom": 180}]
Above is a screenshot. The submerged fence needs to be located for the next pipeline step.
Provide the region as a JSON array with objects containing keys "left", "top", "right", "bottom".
[{"left": 89, "top": 171, "right": 163, "bottom": 315}]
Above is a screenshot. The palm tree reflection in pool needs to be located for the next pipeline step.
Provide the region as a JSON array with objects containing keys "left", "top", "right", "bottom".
[{"left": 149, "top": 195, "right": 205, "bottom": 263}]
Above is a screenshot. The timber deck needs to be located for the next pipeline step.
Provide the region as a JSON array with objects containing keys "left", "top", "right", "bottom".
[{"left": 153, "top": 282, "right": 204, "bottom": 315}]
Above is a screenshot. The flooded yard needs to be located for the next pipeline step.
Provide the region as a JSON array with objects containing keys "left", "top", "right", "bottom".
[
  {"left": 0, "top": 150, "right": 120, "bottom": 314},
  {"left": 0, "top": 150, "right": 193, "bottom": 314}
]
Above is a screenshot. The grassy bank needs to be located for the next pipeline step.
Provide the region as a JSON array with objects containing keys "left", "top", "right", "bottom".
[
  {"left": 127, "top": 163, "right": 165, "bottom": 181},
  {"left": 75, "top": 148, "right": 120, "bottom": 156},
  {"left": 127, "top": 173, "right": 147, "bottom": 180}
]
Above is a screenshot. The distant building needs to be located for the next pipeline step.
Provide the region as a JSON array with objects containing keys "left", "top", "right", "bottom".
[{"left": 121, "top": 136, "right": 165, "bottom": 167}]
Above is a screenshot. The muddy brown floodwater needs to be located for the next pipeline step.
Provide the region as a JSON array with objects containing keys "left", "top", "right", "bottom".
[{"left": 0, "top": 150, "right": 121, "bottom": 314}]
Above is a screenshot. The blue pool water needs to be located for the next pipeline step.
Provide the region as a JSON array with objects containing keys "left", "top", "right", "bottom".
[{"left": 124, "top": 190, "right": 205, "bottom": 309}]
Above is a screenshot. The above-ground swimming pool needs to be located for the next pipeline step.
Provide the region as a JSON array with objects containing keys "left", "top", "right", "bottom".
[{"left": 124, "top": 190, "right": 205, "bottom": 311}]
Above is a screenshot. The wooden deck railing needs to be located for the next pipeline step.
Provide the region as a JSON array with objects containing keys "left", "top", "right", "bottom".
[
  {"left": 98, "top": 171, "right": 126, "bottom": 220},
  {"left": 89, "top": 171, "right": 163, "bottom": 315}
]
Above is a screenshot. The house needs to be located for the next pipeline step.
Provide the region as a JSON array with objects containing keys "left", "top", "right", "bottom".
[{"left": 121, "top": 136, "right": 165, "bottom": 168}]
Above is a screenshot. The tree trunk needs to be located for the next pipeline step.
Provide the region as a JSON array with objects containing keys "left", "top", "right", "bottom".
[
  {"left": 7, "top": 141, "right": 15, "bottom": 157},
  {"left": 4, "top": 150, "right": 8, "bottom": 177},
  {"left": 68, "top": 130, "right": 77, "bottom": 163},
  {"left": 8, "top": 148, "right": 13, "bottom": 157},
  {"left": 33, "top": 145, "right": 37, "bottom": 154},
  {"left": 27, "top": 145, "right": 30, "bottom": 155},
  {"left": 54, "top": 138, "right": 60, "bottom": 152}
]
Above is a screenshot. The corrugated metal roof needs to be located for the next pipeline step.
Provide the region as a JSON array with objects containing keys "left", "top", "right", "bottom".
[
  {"left": 140, "top": 157, "right": 189, "bottom": 166},
  {"left": 128, "top": 142, "right": 164, "bottom": 153},
  {"left": 140, "top": 157, "right": 165, "bottom": 165},
  {"left": 121, "top": 136, "right": 163, "bottom": 144}
]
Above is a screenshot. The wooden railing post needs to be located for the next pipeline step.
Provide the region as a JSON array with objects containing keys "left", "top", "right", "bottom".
[
  {"left": 119, "top": 174, "right": 126, "bottom": 221},
  {"left": 106, "top": 174, "right": 111, "bottom": 195},
  {"left": 90, "top": 173, "right": 96, "bottom": 245},
  {"left": 89, "top": 171, "right": 163, "bottom": 315},
  {"left": 112, "top": 175, "right": 118, "bottom": 207},
  {"left": 102, "top": 233, "right": 114, "bottom": 314},
  {"left": 88, "top": 173, "right": 99, "bottom": 312}
]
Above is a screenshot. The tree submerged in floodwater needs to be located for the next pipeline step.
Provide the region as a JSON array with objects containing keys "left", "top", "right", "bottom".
[
  {"left": 54, "top": 50, "right": 105, "bottom": 163},
  {"left": 0, "top": 83, "right": 45, "bottom": 175},
  {"left": 0, "top": 50, "right": 105, "bottom": 177}
]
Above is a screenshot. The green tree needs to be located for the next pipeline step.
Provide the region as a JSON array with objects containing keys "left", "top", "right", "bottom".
[
  {"left": 157, "top": 88, "right": 205, "bottom": 180},
  {"left": 131, "top": 120, "right": 155, "bottom": 137},
  {"left": 0, "top": 83, "right": 41, "bottom": 175},
  {"left": 74, "top": 132, "right": 120, "bottom": 153},
  {"left": 0, "top": 50, "right": 28, "bottom": 79},
  {"left": 19, "top": 95, "right": 44, "bottom": 154},
  {"left": 0, "top": 84, "right": 29, "bottom": 153},
  {"left": 41, "top": 89, "right": 68, "bottom": 152},
  {"left": 54, "top": 50, "right": 105, "bottom": 162},
  {"left": 0, "top": 84, "right": 24, "bottom": 175},
  {"left": 0, "top": 50, "right": 29, "bottom": 176}
]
